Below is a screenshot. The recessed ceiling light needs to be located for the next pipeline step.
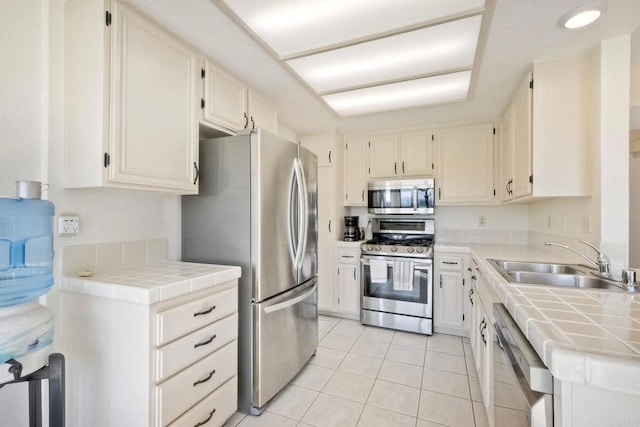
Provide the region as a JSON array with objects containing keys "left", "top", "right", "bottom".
[{"left": 560, "top": 2, "right": 608, "bottom": 29}]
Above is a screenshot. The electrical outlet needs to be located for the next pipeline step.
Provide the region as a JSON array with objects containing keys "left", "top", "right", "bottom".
[
  {"left": 58, "top": 216, "right": 80, "bottom": 235},
  {"left": 479, "top": 216, "right": 486, "bottom": 227},
  {"left": 582, "top": 215, "right": 591, "bottom": 233}
]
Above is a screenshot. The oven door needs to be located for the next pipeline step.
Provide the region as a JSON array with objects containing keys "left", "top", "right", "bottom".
[
  {"left": 360, "top": 255, "right": 433, "bottom": 318},
  {"left": 367, "top": 179, "right": 435, "bottom": 215}
]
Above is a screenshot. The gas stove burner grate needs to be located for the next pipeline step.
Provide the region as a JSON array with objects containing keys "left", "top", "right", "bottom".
[{"left": 365, "top": 238, "right": 434, "bottom": 247}]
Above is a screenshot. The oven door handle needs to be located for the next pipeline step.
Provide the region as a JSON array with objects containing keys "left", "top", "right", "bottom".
[{"left": 361, "top": 256, "right": 432, "bottom": 266}]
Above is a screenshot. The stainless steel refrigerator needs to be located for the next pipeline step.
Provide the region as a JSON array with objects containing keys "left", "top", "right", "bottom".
[{"left": 182, "top": 128, "right": 318, "bottom": 415}]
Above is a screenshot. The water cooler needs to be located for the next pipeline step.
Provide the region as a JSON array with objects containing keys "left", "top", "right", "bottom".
[{"left": 0, "top": 182, "right": 63, "bottom": 427}]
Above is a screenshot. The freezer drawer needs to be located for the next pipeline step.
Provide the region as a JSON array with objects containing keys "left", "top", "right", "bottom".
[{"left": 252, "top": 279, "right": 318, "bottom": 411}]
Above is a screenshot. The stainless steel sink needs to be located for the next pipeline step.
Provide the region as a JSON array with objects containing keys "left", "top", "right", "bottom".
[
  {"left": 507, "top": 271, "right": 623, "bottom": 291},
  {"left": 487, "top": 259, "right": 629, "bottom": 292},
  {"left": 490, "top": 260, "right": 589, "bottom": 275}
]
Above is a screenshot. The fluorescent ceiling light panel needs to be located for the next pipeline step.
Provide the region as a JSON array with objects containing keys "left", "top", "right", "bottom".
[
  {"left": 323, "top": 71, "right": 472, "bottom": 116},
  {"left": 222, "top": 0, "right": 485, "bottom": 58},
  {"left": 287, "top": 16, "right": 481, "bottom": 93}
]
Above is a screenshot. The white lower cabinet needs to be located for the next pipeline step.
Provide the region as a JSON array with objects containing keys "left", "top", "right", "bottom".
[
  {"left": 60, "top": 279, "right": 239, "bottom": 427},
  {"left": 318, "top": 243, "right": 361, "bottom": 319},
  {"left": 469, "top": 256, "right": 498, "bottom": 427},
  {"left": 433, "top": 251, "right": 470, "bottom": 336}
]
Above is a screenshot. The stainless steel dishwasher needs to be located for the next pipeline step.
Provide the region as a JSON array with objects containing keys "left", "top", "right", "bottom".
[{"left": 493, "top": 303, "right": 554, "bottom": 426}]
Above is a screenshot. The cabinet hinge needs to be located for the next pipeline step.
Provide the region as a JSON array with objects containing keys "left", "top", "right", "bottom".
[
  {"left": 529, "top": 174, "right": 533, "bottom": 183},
  {"left": 463, "top": 279, "right": 465, "bottom": 286},
  {"left": 368, "top": 167, "right": 371, "bottom": 174},
  {"left": 103, "top": 152, "right": 110, "bottom": 168},
  {"left": 431, "top": 134, "right": 435, "bottom": 141},
  {"left": 105, "top": 11, "right": 112, "bottom": 26},
  {"left": 463, "top": 314, "right": 465, "bottom": 321},
  {"left": 529, "top": 80, "right": 534, "bottom": 89},
  {"left": 345, "top": 143, "right": 348, "bottom": 150},
  {"left": 493, "top": 189, "right": 496, "bottom": 196},
  {"left": 493, "top": 127, "right": 496, "bottom": 135},
  {"left": 201, "top": 98, "right": 205, "bottom": 109},
  {"left": 431, "top": 163, "right": 434, "bottom": 170},
  {"left": 438, "top": 187, "right": 441, "bottom": 200},
  {"left": 368, "top": 141, "right": 371, "bottom": 148},
  {"left": 201, "top": 68, "right": 205, "bottom": 79}
]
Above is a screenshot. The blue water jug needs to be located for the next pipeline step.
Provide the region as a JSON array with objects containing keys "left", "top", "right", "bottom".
[{"left": 0, "top": 198, "right": 55, "bottom": 307}]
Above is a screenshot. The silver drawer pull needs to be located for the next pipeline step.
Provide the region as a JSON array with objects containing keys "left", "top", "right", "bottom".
[
  {"left": 193, "top": 369, "right": 216, "bottom": 387},
  {"left": 194, "top": 334, "right": 217, "bottom": 349},
  {"left": 341, "top": 255, "right": 354, "bottom": 259},
  {"left": 194, "top": 408, "right": 216, "bottom": 427},
  {"left": 193, "top": 305, "right": 216, "bottom": 317},
  {"left": 442, "top": 261, "right": 459, "bottom": 265}
]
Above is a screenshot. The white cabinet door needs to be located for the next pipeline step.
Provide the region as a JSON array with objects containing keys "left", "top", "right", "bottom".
[
  {"left": 301, "top": 135, "right": 334, "bottom": 167},
  {"left": 344, "top": 136, "right": 367, "bottom": 206},
  {"left": 512, "top": 74, "right": 533, "bottom": 198},
  {"left": 436, "top": 123, "right": 495, "bottom": 204},
  {"left": 201, "top": 60, "right": 247, "bottom": 132},
  {"left": 436, "top": 271, "right": 465, "bottom": 330},
  {"left": 400, "top": 130, "right": 433, "bottom": 177},
  {"left": 317, "top": 166, "right": 335, "bottom": 312},
  {"left": 368, "top": 134, "right": 399, "bottom": 178},
  {"left": 337, "top": 264, "right": 359, "bottom": 315},
  {"left": 499, "top": 104, "right": 514, "bottom": 202},
  {"left": 65, "top": 0, "right": 199, "bottom": 194},
  {"left": 111, "top": 1, "right": 199, "bottom": 193},
  {"left": 248, "top": 91, "right": 278, "bottom": 134}
]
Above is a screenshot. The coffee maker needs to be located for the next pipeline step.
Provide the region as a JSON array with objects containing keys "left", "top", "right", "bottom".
[{"left": 343, "top": 216, "right": 360, "bottom": 241}]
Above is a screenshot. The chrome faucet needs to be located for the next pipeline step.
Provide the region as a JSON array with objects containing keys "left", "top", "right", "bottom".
[{"left": 544, "top": 240, "right": 612, "bottom": 277}]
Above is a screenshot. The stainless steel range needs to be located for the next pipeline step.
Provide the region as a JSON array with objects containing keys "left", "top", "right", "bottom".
[{"left": 360, "top": 217, "right": 434, "bottom": 335}]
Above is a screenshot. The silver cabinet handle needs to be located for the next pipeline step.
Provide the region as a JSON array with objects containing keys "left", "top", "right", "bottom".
[
  {"left": 353, "top": 268, "right": 356, "bottom": 280},
  {"left": 328, "top": 220, "right": 331, "bottom": 233},
  {"left": 442, "top": 261, "right": 458, "bottom": 265},
  {"left": 194, "top": 334, "right": 217, "bottom": 349},
  {"left": 243, "top": 113, "right": 248, "bottom": 129},
  {"left": 362, "top": 190, "right": 365, "bottom": 201}
]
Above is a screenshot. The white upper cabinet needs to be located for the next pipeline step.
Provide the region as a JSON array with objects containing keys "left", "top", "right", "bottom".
[
  {"left": 248, "top": 91, "right": 278, "bottom": 135},
  {"left": 301, "top": 135, "right": 334, "bottom": 167},
  {"left": 436, "top": 123, "right": 495, "bottom": 204},
  {"left": 200, "top": 59, "right": 278, "bottom": 135},
  {"left": 499, "top": 55, "right": 592, "bottom": 203},
  {"left": 201, "top": 61, "right": 247, "bottom": 131},
  {"left": 400, "top": 130, "right": 434, "bottom": 177},
  {"left": 367, "top": 130, "right": 434, "bottom": 179},
  {"left": 499, "top": 103, "right": 515, "bottom": 202},
  {"left": 344, "top": 136, "right": 367, "bottom": 206},
  {"left": 65, "top": 0, "right": 199, "bottom": 194},
  {"left": 368, "top": 134, "right": 399, "bottom": 178}
]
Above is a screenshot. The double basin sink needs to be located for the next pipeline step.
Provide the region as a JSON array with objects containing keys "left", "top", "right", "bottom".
[{"left": 488, "top": 259, "right": 630, "bottom": 292}]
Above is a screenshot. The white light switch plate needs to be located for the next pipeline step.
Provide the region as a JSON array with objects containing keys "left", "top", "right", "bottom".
[{"left": 58, "top": 216, "right": 80, "bottom": 234}]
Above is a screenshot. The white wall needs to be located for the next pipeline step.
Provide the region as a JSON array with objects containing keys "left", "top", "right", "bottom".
[
  {"left": 0, "top": 1, "right": 181, "bottom": 424},
  {"left": 630, "top": 130, "right": 640, "bottom": 265}
]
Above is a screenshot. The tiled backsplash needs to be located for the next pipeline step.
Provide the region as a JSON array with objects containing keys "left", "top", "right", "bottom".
[
  {"left": 62, "top": 239, "right": 168, "bottom": 277},
  {"left": 436, "top": 229, "right": 528, "bottom": 245}
]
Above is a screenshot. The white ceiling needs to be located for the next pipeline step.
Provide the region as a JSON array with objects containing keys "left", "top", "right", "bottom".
[{"left": 128, "top": 0, "right": 640, "bottom": 135}]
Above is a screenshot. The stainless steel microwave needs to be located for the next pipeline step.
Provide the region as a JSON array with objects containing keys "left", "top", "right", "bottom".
[{"left": 367, "top": 178, "right": 435, "bottom": 215}]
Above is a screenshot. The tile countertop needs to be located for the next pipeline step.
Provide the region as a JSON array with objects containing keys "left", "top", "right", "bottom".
[
  {"left": 61, "top": 261, "right": 241, "bottom": 305},
  {"left": 435, "top": 243, "right": 640, "bottom": 397}
]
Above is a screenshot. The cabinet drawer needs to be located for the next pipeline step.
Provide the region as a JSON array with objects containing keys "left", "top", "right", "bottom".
[
  {"left": 155, "top": 340, "right": 237, "bottom": 426},
  {"left": 155, "top": 313, "right": 238, "bottom": 382},
  {"left": 437, "top": 255, "right": 463, "bottom": 271},
  {"left": 156, "top": 288, "right": 237, "bottom": 346},
  {"left": 337, "top": 248, "right": 359, "bottom": 264},
  {"left": 168, "top": 376, "right": 237, "bottom": 427}
]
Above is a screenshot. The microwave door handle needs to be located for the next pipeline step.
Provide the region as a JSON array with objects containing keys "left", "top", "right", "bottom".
[{"left": 413, "top": 186, "right": 418, "bottom": 211}]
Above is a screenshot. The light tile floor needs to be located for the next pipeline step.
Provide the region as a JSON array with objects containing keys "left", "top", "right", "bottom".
[{"left": 224, "top": 316, "right": 489, "bottom": 427}]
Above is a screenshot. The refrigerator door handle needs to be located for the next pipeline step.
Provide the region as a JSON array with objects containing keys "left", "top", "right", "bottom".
[
  {"left": 287, "top": 161, "right": 298, "bottom": 264},
  {"left": 263, "top": 282, "right": 317, "bottom": 314},
  {"left": 293, "top": 159, "right": 306, "bottom": 269},
  {"left": 297, "top": 159, "right": 309, "bottom": 269}
]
